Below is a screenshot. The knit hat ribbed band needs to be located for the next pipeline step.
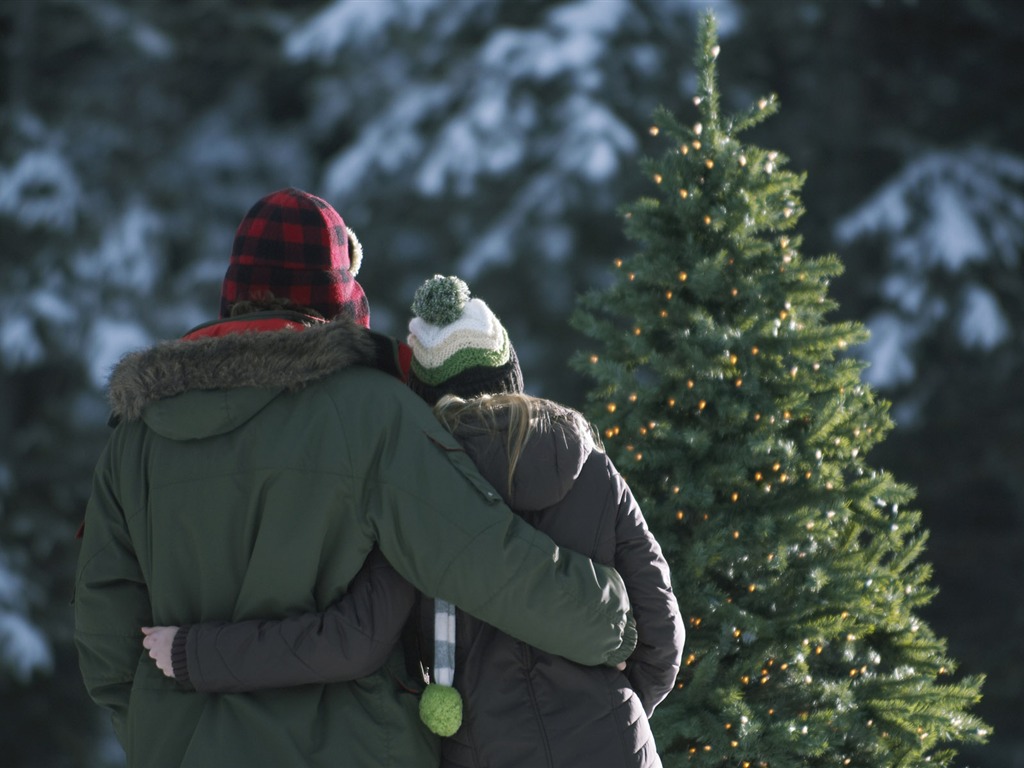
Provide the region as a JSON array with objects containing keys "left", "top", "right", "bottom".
[
  {"left": 407, "top": 275, "right": 524, "bottom": 405},
  {"left": 220, "top": 188, "right": 369, "bottom": 326}
]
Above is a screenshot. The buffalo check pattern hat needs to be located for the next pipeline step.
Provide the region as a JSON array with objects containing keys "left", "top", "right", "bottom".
[{"left": 220, "top": 188, "right": 369, "bottom": 326}]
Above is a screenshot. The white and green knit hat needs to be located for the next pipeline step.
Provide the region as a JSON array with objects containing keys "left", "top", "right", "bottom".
[{"left": 407, "top": 275, "right": 524, "bottom": 405}]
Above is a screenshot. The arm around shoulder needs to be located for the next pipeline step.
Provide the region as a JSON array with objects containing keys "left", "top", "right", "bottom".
[{"left": 355, "top": 388, "right": 635, "bottom": 667}]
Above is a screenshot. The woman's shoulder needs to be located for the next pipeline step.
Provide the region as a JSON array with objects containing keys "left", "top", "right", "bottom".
[{"left": 534, "top": 399, "right": 602, "bottom": 457}]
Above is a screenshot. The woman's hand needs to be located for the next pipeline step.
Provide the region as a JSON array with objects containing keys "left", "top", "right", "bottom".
[{"left": 141, "top": 625, "right": 179, "bottom": 678}]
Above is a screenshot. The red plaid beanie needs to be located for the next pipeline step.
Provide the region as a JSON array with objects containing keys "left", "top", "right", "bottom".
[{"left": 220, "top": 188, "right": 369, "bottom": 326}]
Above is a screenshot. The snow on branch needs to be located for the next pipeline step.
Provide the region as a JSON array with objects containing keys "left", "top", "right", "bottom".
[
  {"left": 835, "top": 147, "right": 1023, "bottom": 392},
  {"left": 0, "top": 553, "right": 52, "bottom": 683}
]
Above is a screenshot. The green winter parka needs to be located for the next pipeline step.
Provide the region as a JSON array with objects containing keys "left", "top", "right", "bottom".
[{"left": 73, "top": 312, "right": 635, "bottom": 768}]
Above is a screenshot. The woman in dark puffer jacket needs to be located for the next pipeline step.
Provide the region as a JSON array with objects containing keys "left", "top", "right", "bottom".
[
  {"left": 142, "top": 276, "right": 684, "bottom": 768},
  {"left": 423, "top": 391, "right": 684, "bottom": 768}
]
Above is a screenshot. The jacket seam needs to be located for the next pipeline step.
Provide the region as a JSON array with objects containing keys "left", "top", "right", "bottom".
[
  {"left": 322, "top": 383, "right": 357, "bottom": 510},
  {"left": 520, "top": 643, "right": 555, "bottom": 768},
  {"left": 74, "top": 502, "right": 146, "bottom": 586},
  {"left": 612, "top": 684, "right": 638, "bottom": 766}
]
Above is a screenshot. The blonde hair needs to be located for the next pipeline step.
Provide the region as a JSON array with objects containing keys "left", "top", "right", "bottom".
[{"left": 432, "top": 392, "right": 602, "bottom": 496}]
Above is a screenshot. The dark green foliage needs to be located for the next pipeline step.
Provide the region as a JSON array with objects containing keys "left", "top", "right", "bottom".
[{"left": 572, "top": 14, "right": 989, "bottom": 766}]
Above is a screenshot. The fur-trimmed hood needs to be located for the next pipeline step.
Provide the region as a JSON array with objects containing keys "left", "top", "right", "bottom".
[{"left": 107, "top": 313, "right": 375, "bottom": 427}]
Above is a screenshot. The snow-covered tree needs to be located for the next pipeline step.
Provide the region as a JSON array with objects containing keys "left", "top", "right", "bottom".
[
  {"left": 0, "top": 2, "right": 322, "bottom": 763},
  {"left": 283, "top": 0, "right": 729, "bottom": 397},
  {"left": 835, "top": 147, "right": 1024, "bottom": 415}
]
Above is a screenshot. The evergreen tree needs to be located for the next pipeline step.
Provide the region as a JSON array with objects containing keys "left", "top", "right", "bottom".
[{"left": 572, "top": 14, "right": 989, "bottom": 767}]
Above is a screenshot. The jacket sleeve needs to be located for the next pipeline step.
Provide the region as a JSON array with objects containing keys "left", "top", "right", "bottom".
[
  {"left": 74, "top": 440, "right": 151, "bottom": 745},
  {"left": 175, "top": 547, "right": 415, "bottom": 692},
  {"left": 608, "top": 460, "right": 685, "bottom": 716},
  {"left": 352, "top": 378, "right": 636, "bottom": 668}
]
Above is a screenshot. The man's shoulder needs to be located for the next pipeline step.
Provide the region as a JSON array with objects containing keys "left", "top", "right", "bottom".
[
  {"left": 321, "top": 363, "right": 413, "bottom": 395},
  {"left": 315, "top": 365, "right": 437, "bottom": 422}
]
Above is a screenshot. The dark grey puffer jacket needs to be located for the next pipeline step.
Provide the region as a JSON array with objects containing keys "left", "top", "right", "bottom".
[{"left": 435, "top": 402, "right": 685, "bottom": 768}]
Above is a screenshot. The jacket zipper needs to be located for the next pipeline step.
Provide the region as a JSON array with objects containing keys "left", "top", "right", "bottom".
[{"left": 520, "top": 642, "right": 555, "bottom": 768}]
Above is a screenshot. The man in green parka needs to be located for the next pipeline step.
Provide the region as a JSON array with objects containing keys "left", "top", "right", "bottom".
[{"left": 74, "top": 188, "right": 636, "bottom": 768}]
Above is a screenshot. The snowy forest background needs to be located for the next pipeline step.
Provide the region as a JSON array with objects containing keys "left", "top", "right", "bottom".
[{"left": 1, "top": 1, "right": 1021, "bottom": 765}]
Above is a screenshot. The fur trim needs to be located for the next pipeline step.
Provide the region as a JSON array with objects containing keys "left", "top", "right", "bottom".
[
  {"left": 108, "top": 318, "right": 375, "bottom": 422},
  {"left": 347, "top": 227, "right": 363, "bottom": 277}
]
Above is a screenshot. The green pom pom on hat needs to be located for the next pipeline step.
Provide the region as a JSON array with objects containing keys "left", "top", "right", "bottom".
[
  {"left": 419, "top": 682, "right": 463, "bottom": 737},
  {"left": 412, "top": 275, "right": 471, "bottom": 326}
]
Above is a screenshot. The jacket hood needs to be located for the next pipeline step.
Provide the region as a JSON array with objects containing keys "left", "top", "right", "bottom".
[
  {"left": 107, "top": 313, "right": 375, "bottom": 439},
  {"left": 451, "top": 402, "right": 596, "bottom": 512}
]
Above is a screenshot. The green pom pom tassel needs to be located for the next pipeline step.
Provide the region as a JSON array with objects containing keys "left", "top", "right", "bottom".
[
  {"left": 412, "top": 275, "right": 470, "bottom": 326},
  {"left": 419, "top": 683, "right": 463, "bottom": 737}
]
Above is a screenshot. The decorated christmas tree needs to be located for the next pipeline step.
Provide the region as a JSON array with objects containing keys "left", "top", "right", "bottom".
[{"left": 572, "top": 14, "right": 989, "bottom": 767}]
